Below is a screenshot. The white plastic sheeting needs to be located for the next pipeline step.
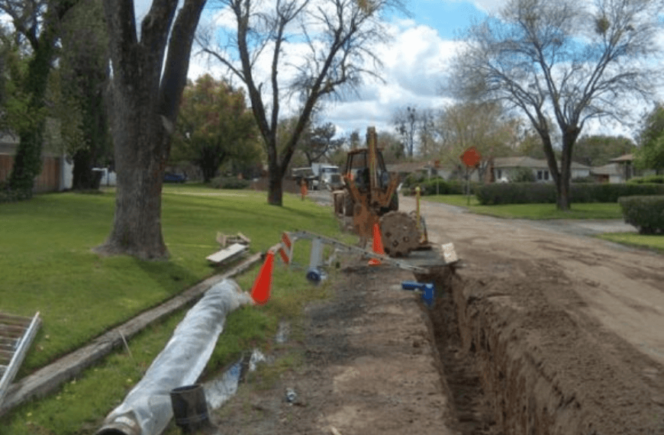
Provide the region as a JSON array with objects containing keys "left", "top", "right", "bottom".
[{"left": 96, "top": 279, "right": 253, "bottom": 435}]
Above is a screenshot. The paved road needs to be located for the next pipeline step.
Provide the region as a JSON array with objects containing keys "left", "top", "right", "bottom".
[
  {"left": 417, "top": 198, "right": 637, "bottom": 238},
  {"left": 400, "top": 195, "right": 664, "bottom": 365}
]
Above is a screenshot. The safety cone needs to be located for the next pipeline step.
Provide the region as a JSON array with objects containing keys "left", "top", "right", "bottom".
[
  {"left": 368, "top": 223, "right": 385, "bottom": 266},
  {"left": 251, "top": 251, "right": 275, "bottom": 305}
]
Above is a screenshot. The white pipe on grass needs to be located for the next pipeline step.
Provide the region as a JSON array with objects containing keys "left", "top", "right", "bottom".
[{"left": 96, "top": 279, "right": 253, "bottom": 435}]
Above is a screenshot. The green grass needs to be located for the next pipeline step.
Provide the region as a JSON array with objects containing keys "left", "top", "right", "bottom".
[
  {"left": 425, "top": 194, "right": 623, "bottom": 219},
  {"left": 596, "top": 232, "right": 664, "bottom": 253},
  {"left": 0, "top": 186, "right": 347, "bottom": 434}
]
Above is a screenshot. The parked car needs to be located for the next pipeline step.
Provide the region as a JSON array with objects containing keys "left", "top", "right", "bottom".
[{"left": 164, "top": 172, "right": 187, "bottom": 183}]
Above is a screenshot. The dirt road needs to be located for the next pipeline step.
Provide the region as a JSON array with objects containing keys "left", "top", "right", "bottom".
[
  {"left": 401, "top": 197, "right": 664, "bottom": 434},
  {"left": 211, "top": 194, "right": 664, "bottom": 435}
]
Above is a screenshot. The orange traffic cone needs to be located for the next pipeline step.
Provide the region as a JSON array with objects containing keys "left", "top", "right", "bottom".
[
  {"left": 368, "top": 223, "right": 385, "bottom": 266},
  {"left": 251, "top": 251, "right": 275, "bottom": 305}
]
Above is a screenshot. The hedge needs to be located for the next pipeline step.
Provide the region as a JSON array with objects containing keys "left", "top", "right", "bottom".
[
  {"left": 209, "top": 176, "right": 250, "bottom": 190},
  {"left": 402, "top": 176, "right": 478, "bottom": 196},
  {"left": 475, "top": 182, "right": 664, "bottom": 205},
  {"left": 628, "top": 175, "right": 664, "bottom": 184},
  {"left": 0, "top": 182, "right": 32, "bottom": 203},
  {"left": 618, "top": 196, "right": 664, "bottom": 234}
]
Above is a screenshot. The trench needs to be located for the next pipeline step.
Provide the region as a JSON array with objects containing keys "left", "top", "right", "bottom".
[
  {"left": 417, "top": 267, "right": 498, "bottom": 435},
  {"left": 419, "top": 267, "right": 579, "bottom": 435}
]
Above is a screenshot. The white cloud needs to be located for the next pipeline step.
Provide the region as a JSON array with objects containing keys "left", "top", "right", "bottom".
[
  {"left": 455, "top": 0, "right": 505, "bottom": 14},
  {"left": 187, "top": 4, "right": 460, "bottom": 139},
  {"left": 323, "top": 21, "right": 460, "bottom": 137}
]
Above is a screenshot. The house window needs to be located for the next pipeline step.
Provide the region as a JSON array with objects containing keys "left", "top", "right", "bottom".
[
  {"left": 537, "top": 170, "right": 543, "bottom": 180},
  {"left": 544, "top": 171, "right": 549, "bottom": 181}
]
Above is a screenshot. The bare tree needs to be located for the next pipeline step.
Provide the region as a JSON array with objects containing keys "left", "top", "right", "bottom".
[
  {"left": 96, "top": 0, "right": 206, "bottom": 259},
  {"left": 436, "top": 101, "right": 516, "bottom": 182},
  {"left": 200, "top": 0, "right": 405, "bottom": 206},
  {"left": 392, "top": 105, "right": 417, "bottom": 157},
  {"left": 449, "top": 0, "right": 664, "bottom": 209},
  {"left": 417, "top": 107, "right": 438, "bottom": 158}
]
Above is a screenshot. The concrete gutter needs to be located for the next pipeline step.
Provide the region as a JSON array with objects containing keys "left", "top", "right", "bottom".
[{"left": 0, "top": 253, "right": 263, "bottom": 417}]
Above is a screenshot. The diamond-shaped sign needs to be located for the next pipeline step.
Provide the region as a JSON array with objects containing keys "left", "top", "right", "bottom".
[{"left": 460, "top": 147, "right": 481, "bottom": 168}]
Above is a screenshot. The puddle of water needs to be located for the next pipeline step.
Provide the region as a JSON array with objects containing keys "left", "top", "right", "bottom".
[{"left": 203, "top": 348, "right": 267, "bottom": 410}]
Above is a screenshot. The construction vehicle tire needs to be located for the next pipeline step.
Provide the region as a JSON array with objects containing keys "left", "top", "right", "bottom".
[{"left": 379, "top": 211, "right": 420, "bottom": 257}]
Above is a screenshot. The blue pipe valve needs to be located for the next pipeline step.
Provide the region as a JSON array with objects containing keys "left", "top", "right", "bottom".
[{"left": 401, "top": 281, "right": 435, "bottom": 307}]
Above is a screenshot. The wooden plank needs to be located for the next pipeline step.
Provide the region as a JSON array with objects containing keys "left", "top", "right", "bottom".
[
  {"left": 206, "top": 243, "right": 248, "bottom": 265},
  {"left": 0, "top": 337, "right": 17, "bottom": 347},
  {"left": 0, "top": 253, "right": 263, "bottom": 417},
  {"left": 237, "top": 232, "right": 251, "bottom": 245},
  {"left": 0, "top": 326, "right": 25, "bottom": 339},
  {"left": 0, "top": 313, "right": 32, "bottom": 326}
]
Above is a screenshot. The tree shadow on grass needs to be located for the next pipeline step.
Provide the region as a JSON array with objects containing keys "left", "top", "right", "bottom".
[
  {"left": 280, "top": 206, "right": 320, "bottom": 219},
  {"left": 132, "top": 257, "right": 202, "bottom": 299}
]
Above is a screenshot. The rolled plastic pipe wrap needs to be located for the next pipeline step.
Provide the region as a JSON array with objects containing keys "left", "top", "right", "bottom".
[{"left": 96, "top": 279, "right": 253, "bottom": 435}]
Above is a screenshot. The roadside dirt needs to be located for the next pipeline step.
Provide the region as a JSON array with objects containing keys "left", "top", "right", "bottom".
[
  {"left": 211, "top": 266, "right": 460, "bottom": 435},
  {"left": 208, "top": 194, "right": 664, "bottom": 435},
  {"left": 409, "top": 197, "right": 664, "bottom": 434}
]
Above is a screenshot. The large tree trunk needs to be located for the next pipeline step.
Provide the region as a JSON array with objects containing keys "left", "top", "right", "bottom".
[
  {"left": 267, "top": 156, "right": 283, "bottom": 205},
  {"left": 8, "top": 1, "right": 79, "bottom": 195},
  {"left": 555, "top": 129, "right": 579, "bottom": 211},
  {"left": 72, "top": 149, "right": 102, "bottom": 190},
  {"left": 9, "top": 128, "right": 44, "bottom": 197},
  {"left": 97, "top": 0, "right": 206, "bottom": 260},
  {"left": 99, "top": 90, "right": 169, "bottom": 259}
]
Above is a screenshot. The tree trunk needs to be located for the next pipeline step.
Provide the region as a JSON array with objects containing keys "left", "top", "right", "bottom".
[
  {"left": 97, "top": 0, "right": 206, "bottom": 260},
  {"left": 267, "top": 160, "right": 283, "bottom": 206},
  {"left": 556, "top": 130, "right": 579, "bottom": 211},
  {"left": 72, "top": 148, "right": 102, "bottom": 190},
  {"left": 97, "top": 95, "right": 169, "bottom": 259},
  {"left": 8, "top": 1, "right": 78, "bottom": 195},
  {"left": 9, "top": 127, "right": 44, "bottom": 196}
]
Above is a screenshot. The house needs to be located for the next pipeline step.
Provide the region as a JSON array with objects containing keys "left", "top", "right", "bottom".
[
  {"left": 491, "top": 156, "right": 591, "bottom": 182},
  {"left": 590, "top": 154, "right": 658, "bottom": 183},
  {"left": 0, "top": 132, "right": 73, "bottom": 192},
  {"left": 591, "top": 163, "right": 624, "bottom": 183},
  {"left": 607, "top": 154, "right": 634, "bottom": 182}
]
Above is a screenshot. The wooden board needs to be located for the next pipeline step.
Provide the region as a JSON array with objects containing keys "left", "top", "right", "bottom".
[{"left": 206, "top": 243, "right": 248, "bottom": 265}]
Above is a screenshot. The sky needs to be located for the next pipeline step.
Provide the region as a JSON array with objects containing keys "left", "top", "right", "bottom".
[
  {"left": 178, "top": 0, "right": 498, "bottom": 140},
  {"left": 124, "top": 1, "right": 661, "bottom": 143}
]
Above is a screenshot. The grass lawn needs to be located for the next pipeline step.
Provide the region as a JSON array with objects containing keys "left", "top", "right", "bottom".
[
  {"left": 424, "top": 195, "right": 623, "bottom": 220},
  {"left": 0, "top": 185, "right": 347, "bottom": 434},
  {"left": 596, "top": 232, "right": 664, "bottom": 253}
]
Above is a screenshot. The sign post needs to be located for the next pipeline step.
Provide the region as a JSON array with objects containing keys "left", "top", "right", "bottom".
[{"left": 460, "top": 147, "right": 482, "bottom": 206}]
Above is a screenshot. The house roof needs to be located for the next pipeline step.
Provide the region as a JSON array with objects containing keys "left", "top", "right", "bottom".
[
  {"left": 609, "top": 154, "right": 634, "bottom": 163},
  {"left": 493, "top": 156, "right": 548, "bottom": 169},
  {"left": 591, "top": 163, "right": 622, "bottom": 176},
  {"left": 493, "top": 156, "right": 590, "bottom": 170}
]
